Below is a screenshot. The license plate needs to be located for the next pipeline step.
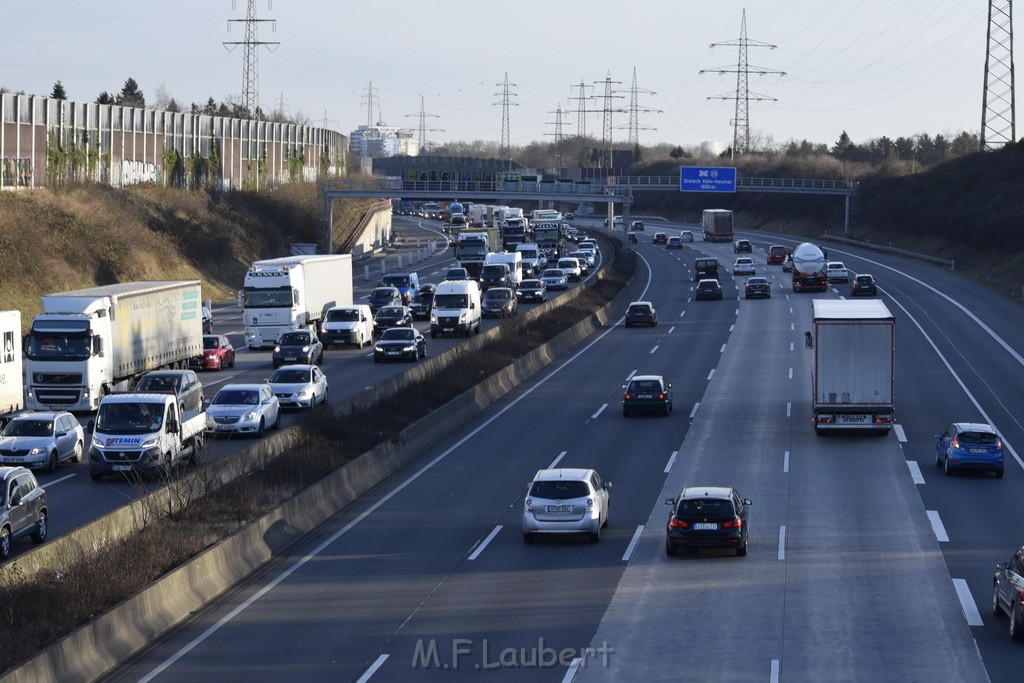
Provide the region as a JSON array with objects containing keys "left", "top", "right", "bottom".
[
  {"left": 638, "top": 393, "right": 653, "bottom": 399},
  {"left": 547, "top": 505, "right": 573, "bottom": 513},
  {"left": 693, "top": 522, "right": 718, "bottom": 530},
  {"left": 284, "top": 357, "right": 297, "bottom": 362},
  {"left": 112, "top": 465, "right": 132, "bottom": 471},
  {"left": 386, "top": 351, "right": 399, "bottom": 356},
  {"left": 217, "top": 425, "right": 234, "bottom": 431},
  {"left": 3, "top": 457, "right": 23, "bottom": 463},
  {"left": 443, "top": 327, "right": 454, "bottom": 332},
  {"left": 970, "top": 448, "right": 987, "bottom": 453},
  {"left": 838, "top": 414, "right": 867, "bottom": 423}
]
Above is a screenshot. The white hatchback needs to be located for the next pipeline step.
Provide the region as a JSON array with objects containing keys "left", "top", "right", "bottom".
[
  {"left": 826, "top": 261, "right": 849, "bottom": 282},
  {"left": 522, "top": 468, "right": 611, "bottom": 543},
  {"left": 733, "top": 257, "right": 756, "bottom": 275}
]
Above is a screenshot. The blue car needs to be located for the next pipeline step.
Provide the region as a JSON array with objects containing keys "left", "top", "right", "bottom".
[{"left": 935, "top": 422, "right": 1004, "bottom": 478}]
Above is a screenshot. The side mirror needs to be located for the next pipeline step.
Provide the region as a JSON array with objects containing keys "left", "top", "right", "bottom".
[
  {"left": 167, "top": 420, "right": 179, "bottom": 435},
  {"left": 664, "top": 498, "right": 675, "bottom": 506},
  {"left": 743, "top": 498, "right": 752, "bottom": 506},
  {"left": 997, "top": 561, "right": 1009, "bottom": 571},
  {"left": 604, "top": 482, "right": 613, "bottom": 489}
]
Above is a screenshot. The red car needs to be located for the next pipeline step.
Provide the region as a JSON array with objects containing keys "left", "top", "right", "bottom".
[
  {"left": 190, "top": 334, "right": 235, "bottom": 371},
  {"left": 767, "top": 245, "right": 787, "bottom": 265}
]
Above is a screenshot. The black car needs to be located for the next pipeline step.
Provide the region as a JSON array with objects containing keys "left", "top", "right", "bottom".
[
  {"left": 372, "top": 305, "right": 413, "bottom": 336},
  {"left": 368, "top": 286, "right": 401, "bottom": 313},
  {"left": 744, "top": 277, "right": 771, "bottom": 299},
  {"left": 624, "top": 301, "right": 658, "bottom": 327},
  {"left": 481, "top": 287, "right": 518, "bottom": 318},
  {"left": 272, "top": 330, "right": 324, "bottom": 368},
  {"left": 480, "top": 263, "right": 513, "bottom": 291},
  {"left": 850, "top": 274, "right": 877, "bottom": 296},
  {"left": 628, "top": 233, "right": 638, "bottom": 244},
  {"left": 665, "top": 486, "right": 751, "bottom": 556},
  {"left": 518, "top": 279, "right": 547, "bottom": 303},
  {"left": 443, "top": 267, "right": 470, "bottom": 281},
  {"left": 622, "top": 374, "right": 672, "bottom": 417},
  {"left": 734, "top": 239, "right": 753, "bottom": 253},
  {"left": 695, "top": 279, "right": 723, "bottom": 300},
  {"left": 373, "top": 327, "right": 426, "bottom": 362},
  {"left": 652, "top": 232, "right": 668, "bottom": 245},
  {"left": 408, "top": 285, "right": 436, "bottom": 320},
  {"left": 992, "top": 544, "right": 1024, "bottom": 640}
]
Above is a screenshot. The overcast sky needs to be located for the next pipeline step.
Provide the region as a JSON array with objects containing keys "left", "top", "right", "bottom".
[{"left": 1, "top": 1, "right": 1009, "bottom": 150}]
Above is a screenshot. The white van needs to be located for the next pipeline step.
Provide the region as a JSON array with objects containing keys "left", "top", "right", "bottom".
[
  {"left": 320, "top": 304, "right": 374, "bottom": 348},
  {"left": 430, "top": 280, "right": 482, "bottom": 338},
  {"left": 485, "top": 251, "right": 523, "bottom": 288},
  {"left": 515, "top": 243, "right": 544, "bottom": 275}
]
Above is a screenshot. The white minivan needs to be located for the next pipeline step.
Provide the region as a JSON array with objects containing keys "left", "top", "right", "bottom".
[{"left": 430, "top": 280, "right": 482, "bottom": 338}]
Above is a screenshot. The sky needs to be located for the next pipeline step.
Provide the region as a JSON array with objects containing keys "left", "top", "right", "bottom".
[{"left": 0, "top": 1, "right": 1009, "bottom": 150}]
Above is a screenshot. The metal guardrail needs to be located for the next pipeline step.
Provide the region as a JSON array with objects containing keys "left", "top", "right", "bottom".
[
  {"left": 321, "top": 177, "right": 631, "bottom": 202},
  {"left": 817, "top": 234, "right": 955, "bottom": 269},
  {"left": 610, "top": 176, "right": 856, "bottom": 195}
]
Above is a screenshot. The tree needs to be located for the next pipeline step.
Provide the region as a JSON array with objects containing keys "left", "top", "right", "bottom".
[
  {"left": 166, "top": 98, "right": 181, "bottom": 113},
  {"left": 50, "top": 80, "right": 67, "bottom": 100},
  {"left": 117, "top": 78, "right": 145, "bottom": 108},
  {"left": 669, "top": 145, "right": 686, "bottom": 159},
  {"left": 832, "top": 131, "right": 854, "bottom": 157},
  {"left": 97, "top": 91, "right": 114, "bottom": 105}
]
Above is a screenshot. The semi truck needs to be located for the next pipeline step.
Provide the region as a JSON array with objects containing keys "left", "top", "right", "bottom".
[
  {"left": 533, "top": 221, "right": 564, "bottom": 261},
  {"left": 24, "top": 281, "right": 203, "bottom": 412},
  {"left": 88, "top": 392, "right": 205, "bottom": 480},
  {"left": 455, "top": 230, "right": 499, "bottom": 279},
  {"left": 810, "top": 299, "right": 895, "bottom": 435},
  {"left": 791, "top": 242, "right": 829, "bottom": 292},
  {"left": 241, "top": 254, "right": 353, "bottom": 349},
  {"left": 702, "top": 209, "right": 734, "bottom": 242},
  {"left": 0, "top": 310, "right": 23, "bottom": 426},
  {"left": 469, "top": 204, "right": 488, "bottom": 227}
]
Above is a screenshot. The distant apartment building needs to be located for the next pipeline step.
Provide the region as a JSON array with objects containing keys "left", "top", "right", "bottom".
[{"left": 349, "top": 124, "right": 419, "bottom": 158}]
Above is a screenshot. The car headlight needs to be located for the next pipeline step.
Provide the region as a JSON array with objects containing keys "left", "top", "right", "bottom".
[
  {"left": 296, "top": 389, "right": 312, "bottom": 399},
  {"left": 274, "top": 346, "right": 281, "bottom": 353},
  {"left": 244, "top": 410, "right": 261, "bottom": 421},
  {"left": 29, "top": 447, "right": 44, "bottom": 456},
  {"left": 92, "top": 436, "right": 105, "bottom": 449},
  {"left": 141, "top": 437, "right": 159, "bottom": 449},
  {"left": 459, "top": 313, "right": 467, "bottom": 323},
  {"left": 403, "top": 344, "right": 416, "bottom": 352},
  {"left": 374, "top": 344, "right": 383, "bottom": 352},
  {"left": 301, "top": 345, "right": 310, "bottom": 352}
]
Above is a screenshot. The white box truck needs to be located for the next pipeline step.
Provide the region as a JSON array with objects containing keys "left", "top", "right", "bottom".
[
  {"left": 485, "top": 252, "right": 523, "bottom": 288},
  {"left": 0, "top": 310, "right": 24, "bottom": 426},
  {"left": 810, "top": 299, "right": 895, "bottom": 435},
  {"left": 25, "top": 281, "right": 203, "bottom": 412},
  {"left": 241, "top": 254, "right": 353, "bottom": 349}
]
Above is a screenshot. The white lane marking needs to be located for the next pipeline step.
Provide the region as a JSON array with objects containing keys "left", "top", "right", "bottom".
[
  {"left": 729, "top": 324, "right": 735, "bottom": 332},
  {"left": 549, "top": 451, "right": 567, "bottom": 469},
  {"left": 884, "top": 296, "right": 1022, "bottom": 470},
  {"left": 894, "top": 424, "right": 907, "bottom": 443},
  {"left": 592, "top": 403, "right": 608, "bottom": 419},
  {"left": 778, "top": 526, "right": 787, "bottom": 560},
  {"left": 468, "top": 525, "right": 502, "bottom": 561},
  {"left": 735, "top": 308, "right": 739, "bottom": 316},
  {"left": 136, "top": 251, "right": 660, "bottom": 682},
  {"left": 789, "top": 342, "right": 794, "bottom": 351},
  {"left": 707, "top": 369, "right": 715, "bottom": 381},
  {"left": 788, "top": 367, "right": 793, "bottom": 380},
  {"left": 790, "top": 322, "right": 794, "bottom": 331},
  {"left": 41, "top": 473, "right": 76, "bottom": 487},
  {"left": 783, "top": 451, "right": 790, "bottom": 473},
  {"left": 789, "top": 307, "right": 793, "bottom": 314},
  {"left": 357, "top": 654, "right": 388, "bottom": 683},
  {"left": 927, "top": 510, "right": 949, "bottom": 542},
  {"left": 680, "top": 309, "right": 686, "bottom": 317},
  {"left": 786, "top": 402, "right": 792, "bottom": 418},
  {"left": 952, "top": 578, "right": 984, "bottom": 626},
  {"left": 907, "top": 460, "right": 925, "bottom": 484},
  {"left": 770, "top": 659, "right": 781, "bottom": 683},
  {"left": 563, "top": 658, "right": 583, "bottom": 683},
  {"left": 203, "top": 376, "right": 235, "bottom": 387},
  {"left": 667, "top": 326, "right": 675, "bottom": 334},
  {"left": 665, "top": 451, "right": 678, "bottom": 473},
  {"left": 720, "top": 343, "right": 726, "bottom": 353},
  {"left": 625, "top": 369, "right": 637, "bottom": 382},
  {"left": 689, "top": 403, "right": 700, "bottom": 418},
  {"left": 622, "top": 525, "right": 644, "bottom": 562},
  {"left": 650, "top": 345, "right": 659, "bottom": 354}
]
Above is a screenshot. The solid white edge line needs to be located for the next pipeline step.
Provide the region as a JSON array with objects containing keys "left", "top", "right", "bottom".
[
  {"left": 770, "top": 659, "right": 781, "bottom": 683},
  {"left": 591, "top": 403, "right": 608, "bottom": 419},
  {"left": 665, "top": 451, "right": 678, "bottom": 473},
  {"left": 468, "top": 525, "right": 503, "bottom": 561},
  {"left": 689, "top": 403, "right": 700, "bottom": 418},
  {"left": 622, "top": 525, "right": 644, "bottom": 562},
  {"left": 906, "top": 460, "right": 925, "bottom": 485},
  {"left": 650, "top": 345, "right": 659, "bottom": 354},
  {"left": 778, "top": 526, "right": 787, "bottom": 560},
  {"left": 783, "top": 451, "right": 790, "bottom": 473},
  {"left": 786, "top": 402, "right": 792, "bottom": 418},
  {"left": 952, "top": 578, "right": 984, "bottom": 626},
  {"left": 356, "top": 654, "right": 389, "bottom": 683},
  {"left": 707, "top": 369, "right": 715, "bottom": 381},
  {"left": 137, "top": 252, "right": 660, "bottom": 681},
  {"left": 41, "top": 473, "right": 76, "bottom": 487},
  {"left": 893, "top": 424, "right": 907, "bottom": 443},
  {"left": 549, "top": 451, "right": 567, "bottom": 469},
  {"left": 562, "top": 657, "right": 583, "bottom": 683},
  {"left": 927, "top": 510, "right": 949, "bottom": 542}
]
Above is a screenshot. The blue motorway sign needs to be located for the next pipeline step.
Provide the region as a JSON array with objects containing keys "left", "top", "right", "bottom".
[{"left": 679, "top": 166, "right": 737, "bottom": 193}]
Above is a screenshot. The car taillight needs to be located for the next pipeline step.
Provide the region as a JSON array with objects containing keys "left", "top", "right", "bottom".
[
  {"left": 669, "top": 518, "right": 689, "bottom": 529},
  {"left": 996, "top": 439, "right": 1003, "bottom": 448},
  {"left": 722, "top": 517, "right": 743, "bottom": 529},
  {"left": 658, "top": 393, "right": 666, "bottom": 399},
  {"left": 951, "top": 436, "right": 960, "bottom": 448},
  {"left": 624, "top": 393, "right": 632, "bottom": 400}
]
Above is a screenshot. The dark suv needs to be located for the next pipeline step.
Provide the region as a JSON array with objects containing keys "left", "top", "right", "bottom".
[
  {"left": 993, "top": 544, "right": 1024, "bottom": 640},
  {"left": 850, "top": 274, "right": 877, "bottom": 296},
  {"left": 733, "top": 239, "right": 752, "bottom": 253},
  {"left": 696, "top": 279, "right": 723, "bottom": 300},
  {"left": 0, "top": 466, "right": 48, "bottom": 560},
  {"left": 624, "top": 301, "right": 658, "bottom": 327},
  {"left": 665, "top": 486, "right": 751, "bottom": 556}
]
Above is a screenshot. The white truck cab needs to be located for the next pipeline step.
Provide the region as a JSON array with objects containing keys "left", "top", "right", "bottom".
[{"left": 320, "top": 304, "right": 374, "bottom": 348}]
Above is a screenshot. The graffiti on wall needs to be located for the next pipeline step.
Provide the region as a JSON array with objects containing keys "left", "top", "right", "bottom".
[
  {"left": 2, "top": 157, "right": 33, "bottom": 186},
  {"left": 120, "top": 160, "right": 161, "bottom": 186}
]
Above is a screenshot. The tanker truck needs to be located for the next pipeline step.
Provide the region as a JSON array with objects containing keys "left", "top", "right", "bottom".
[
  {"left": 791, "top": 242, "right": 829, "bottom": 292},
  {"left": 24, "top": 281, "right": 204, "bottom": 412}
]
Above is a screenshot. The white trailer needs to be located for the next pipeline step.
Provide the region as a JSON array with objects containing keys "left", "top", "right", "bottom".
[
  {"left": 811, "top": 299, "right": 895, "bottom": 435},
  {"left": 0, "top": 310, "right": 23, "bottom": 426},
  {"left": 25, "top": 281, "right": 204, "bottom": 412},
  {"left": 241, "top": 254, "right": 353, "bottom": 349}
]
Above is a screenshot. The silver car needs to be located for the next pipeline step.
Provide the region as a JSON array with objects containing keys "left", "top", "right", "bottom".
[
  {"left": 267, "top": 364, "right": 329, "bottom": 409},
  {"left": 522, "top": 468, "right": 611, "bottom": 543},
  {"left": 205, "top": 383, "right": 281, "bottom": 437},
  {"left": 540, "top": 268, "right": 569, "bottom": 290},
  {"left": 0, "top": 466, "right": 48, "bottom": 560},
  {"left": 0, "top": 411, "right": 85, "bottom": 473}
]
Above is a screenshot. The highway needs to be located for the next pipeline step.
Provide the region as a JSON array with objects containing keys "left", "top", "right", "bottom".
[{"left": 100, "top": 218, "right": 1023, "bottom": 682}]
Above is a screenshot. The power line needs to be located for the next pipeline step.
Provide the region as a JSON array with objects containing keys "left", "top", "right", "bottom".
[
  {"left": 361, "top": 81, "right": 381, "bottom": 127},
  {"left": 545, "top": 104, "right": 566, "bottom": 170},
  {"left": 981, "top": 0, "right": 1015, "bottom": 150},
  {"left": 569, "top": 79, "right": 594, "bottom": 139},
  {"left": 223, "top": 0, "right": 280, "bottom": 118},
  {"left": 700, "top": 8, "right": 785, "bottom": 158},
  {"left": 592, "top": 72, "right": 625, "bottom": 168},
  {"left": 621, "top": 67, "right": 662, "bottom": 148},
  {"left": 405, "top": 95, "right": 444, "bottom": 151},
  {"left": 493, "top": 72, "right": 518, "bottom": 163}
]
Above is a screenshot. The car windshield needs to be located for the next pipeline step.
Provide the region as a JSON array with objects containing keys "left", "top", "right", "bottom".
[
  {"left": 381, "top": 328, "right": 416, "bottom": 341},
  {"left": 370, "top": 289, "right": 395, "bottom": 301},
  {"left": 137, "top": 375, "right": 180, "bottom": 392},
  {"left": 325, "top": 309, "right": 359, "bottom": 322},
  {"left": 2, "top": 420, "right": 54, "bottom": 437},
  {"left": 485, "top": 290, "right": 512, "bottom": 301},
  {"left": 959, "top": 431, "right": 998, "bottom": 445},
  {"left": 530, "top": 480, "right": 589, "bottom": 499},
  {"left": 543, "top": 270, "right": 563, "bottom": 277},
  {"left": 748, "top": 278, "right": 767, "bottom": 285},
  {"left": 433, "top": 294, "right": 468, "bottom": 308},
  {"left": 678, "top": 499, "right": 733, "bottom": 515},
  {"left": 213, "top": 390, "right": 260, "bottom": 406},
  {"left": 278, "top": 332, "right": 310, "bottom": 345},
  {"left": 383, "top": 276, "right": 410, "bottom": 287},
  {"left": 628, "top": 380, "right": 661, "bottom": 392},
  {"left": 269, "top": 369, "right": 310, "bottom": 383},
  {"left": 203, "top": 337, "right": 221, "bottom": 350},
  {"left": 95, "top": 402, "right": 164, "bottom": 434},
  {"left": 378, "top": 307, "right": 404, "bottom": 316}
]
